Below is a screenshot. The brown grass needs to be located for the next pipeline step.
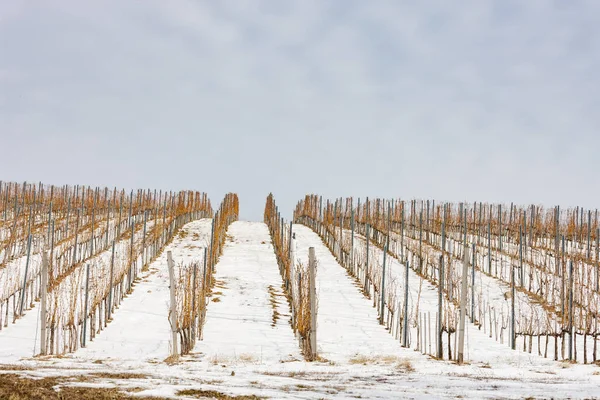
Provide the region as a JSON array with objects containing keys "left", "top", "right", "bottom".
[
  {"left": 177, "top": 389, "right": 263, "bottom": 399},
  {"left": 349, "top": 354, "right": 414, "bottom": 371},
  {"left": 0, "top": 374, "right": 169, "bottom": 400}
]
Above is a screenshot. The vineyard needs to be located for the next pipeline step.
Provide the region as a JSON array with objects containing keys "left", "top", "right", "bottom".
[{"left": 0, "top": 183, "right": 599, "bottom": 399}]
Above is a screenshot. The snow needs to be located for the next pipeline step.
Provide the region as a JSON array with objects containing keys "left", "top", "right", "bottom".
[
  {"left": 1, "top": 219, "right": 600, "bottom": 399},
  {"left": 195, "top": 221, "right": 300, "bottom": 363}
]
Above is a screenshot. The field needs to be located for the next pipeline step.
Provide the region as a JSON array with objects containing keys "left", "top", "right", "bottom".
[{"left": 1, "top": 183, "right": 599, "bottom": 399}]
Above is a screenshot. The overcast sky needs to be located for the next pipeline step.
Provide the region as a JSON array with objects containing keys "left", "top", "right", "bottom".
[{"left": 0, "top": 1, "right": 598, "bottom": 221}]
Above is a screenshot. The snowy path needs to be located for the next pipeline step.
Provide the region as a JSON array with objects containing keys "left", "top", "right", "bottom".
[
  {"left": 292, "top": 224, "right": 412, "bottom": 364},
  {"left": 194, "top": 221, "right": 300, "bottom": 364},
  {"left": 74, "top": 219, "right": 213, "bottom": 362}
]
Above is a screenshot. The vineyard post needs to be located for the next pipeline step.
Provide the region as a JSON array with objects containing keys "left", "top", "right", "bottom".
[
  {"left": 18, "top": 233, "right": 32, "bottom": 317},
  {"left": 200, "top": 247, "right": 208, "bottom": 338},
  {"left": 191, "top": 261, "right": 198, "bottom": 341},
  {"left": 128, "top": 222, "right": 134, "bottom": 290},
  {"left": 47, "top": 202, "right": 53, "bottom": 248},
  {"left": 458, "top": 243, "right": 470, "bottom": 364},
  {"left": 40, "top": 251, "right": 48, "bottom": 355},
  {"left": 318, "top": 197, "right": 323, "bottom": 236},
  {"left": 507, "top": 202, "right": 513, "bottom": 243},
  {"left": 108, "top": 240, "right": 115, "bottom": 319},
  {"left": 309, "top": 247, "right": 317, "bottom": 361},
  {"left": 350, "top": 200, "right": 355, "bottom": 273},
  {"left": 499, "top": 204, "right": 503, "bottom": 254},
  {"left": 419, "top": 209, "right": 423, "bottom": 273},
  {"left": 50, "top": 219, "right": 55, "bottom": 265},
  {"left": 280, "top": 217, "right": 284, "bottom": 252},
  {"left": 487, "top": 221, "right": 492, "bottom": 274},
  {"left": 127, "top": 190, "right": 133, "bottom": 228},
  {"left": 438, "top": 206, "right": 447, "bottom": 359},
  {"left": 463, "top": 208, "right": 467, "bottom": 244},
  {"left": 142, "top": 210, "right": 148, "bottom": 267},
  {"left": 511, "top": 261, "right": 516, "bottom": 350},
  {"left": 365, "top": 223, "right": 370, "bottom": 295},
  {"left": 588, "top": 211, "right": 592, "bottom": 259},
  {"left": 555, "top": 206, "right": 560, "bottom": 275},
  {"left": 90, "top": 190, "right": 96, "bottom": 257},
  {"left": 288, "top": 222, "right": 293, "bottom": 262},
  {"left": 290, "top": 234, "right": 296, "bottom": 331},
  {"left": 82, "top": 263, "right": 90, "bottom": 347},
  {"left": 403, "top": 260, "right": 410, "bottom": 348},
  {"left": 478, "top": 202, "right": 482, "bottom": 246},
  {"left": 380, "top": 239, "right": 387, "bottom": 325},
  {"left": 339, "top": 198, "right": 343, "bottom": 259},
  {"left": 471, "top": 243, "right": 475, "bottom": 323},
  {"left": 523, "top": 212, "right": 528, "bottom": 260},
  {"left": 73, "top": 210, "right": 80, "bottom": 265},
  {"left": 104, "top": 199, "right": 111, "bottom": 248},
  {"left": 209, "top": 214, "right": 216, "bottom": 273},
  {"left": 426, "top": 200, "right": 430, "bottom": 241},
  {"left": 555, "top": 205, "right": 560, "bottom": 246},
  {"left": 401, "top": 201, "right": 405, "bottom": 262},
  {"left": 519, "top": 226, "right": 524, "bottom": 287},
  {"left": 167, "top": 251, "right": 179, "bottom": 357},
  {"left": 596, "top": 228, "right": 599, "bottom": 292},
  {"left": 561, "top": 235, "right": 566, "bottom": 319},
  {"left": 568, "top": 259, "right": 574, "bottom": 361}
]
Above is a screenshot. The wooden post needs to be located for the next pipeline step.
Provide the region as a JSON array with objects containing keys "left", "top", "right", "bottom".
[
  {"left": 511, "top": 260, "right": 516, "bottom": 350},
  {"left": 308, "top": 247, "right": 317, "bottom": 361},
  {"left": 487, "top": 221, "right": 492, "bottom": 274},
  {"left": 365, "top": 223, "right": 370, "bottom": 294},
  {"left": 419, "top": 209, "right": 423, "bottom": 273},
  {"left": 191, "top": 261, "right": 198, "bottom": 341},
  {"left": 18, "top": 234, "right": 32, "bottom": 316},
  {"left": 471, "top": 243, "right": 475, "bottom": 323},
  {"left": 200, "top": 247, "right": 208, "bottom": 338},
  {"left": 209, "top": 214, "right": 216, "bottom": 273},
  {"left": 438, "top": 206, "right": 446, "bottom": 358},
  {"left": 290, "top": 234, "right": 297, "bottom": 332},
  {"left": 167, "top": 251, "right": 179, "bottom": 357},
  {"left": 458, "top": 244, "right": 469, "bottom": 364},
  {"left": 82, "top": 263, "right": 90, "bottom": 347},
  {"left": 350, "top": 199, "right": 355, "bottom": 272},
  {"left": 142, "top": 210, "right": 148, "bottom": 268},
  {"left": 40, "top": 251, "right": 49, "bottom": 355},
  {"left": 568, "top": 259, "right": 574, "bottom": 361},
  {"left": 596, "top": 228, "right": 599, "bottom": 292},
  {"left": 380, "top": 239, "right": 387, "bottom": 325},
  {"left": 588, "top": 211, "right": 592, "bottom": 260},
  {"left": 108, "top": 240, "right": 115, "bottom": 319},
  {"left": 128, "top": 221, "right": 135, "bottom": 289},
  {"left": 437, "top": 255, "right": 444, "bottom": 358},
  {"left": 403, "top": 260, "right": 410, "bottom": 348}
]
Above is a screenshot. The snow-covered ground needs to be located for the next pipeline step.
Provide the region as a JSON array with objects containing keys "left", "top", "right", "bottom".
[
  {"left": 75, "top": 218, "right": 213, "bottom": 362},
  {"left": 194, "top": 221, "right": 300, "bottom": 364},
  {"left": 1, "top": 219, "right": 600, "bottom": 399},
  {"left": 292, "top": 224, "right": 415, "bottom": 364}
]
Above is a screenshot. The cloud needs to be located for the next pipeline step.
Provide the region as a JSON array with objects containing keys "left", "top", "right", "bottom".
[{"left": 0, "top": 0, "right": 599, "bottom": 219}]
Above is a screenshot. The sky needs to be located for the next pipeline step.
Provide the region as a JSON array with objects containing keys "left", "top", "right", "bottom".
[{"left": 0, "top": 1, "right": 598, "bottom": 221}]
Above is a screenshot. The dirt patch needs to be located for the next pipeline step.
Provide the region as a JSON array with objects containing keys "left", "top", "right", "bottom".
[
  {"left": 0, "top": 364, "right": 33, "bottom": 371},
  {"left": 88, "top": 372, "right": 149, "bottom": 380},
  {"left": 0, "top": 373, "right": 169, "bottom": 400},
  {"left": 177, "top": 389, "right": 263, "bottom": 399},
  {"left": 349, "top": 355, "right": 414, "bottom": 372}
]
